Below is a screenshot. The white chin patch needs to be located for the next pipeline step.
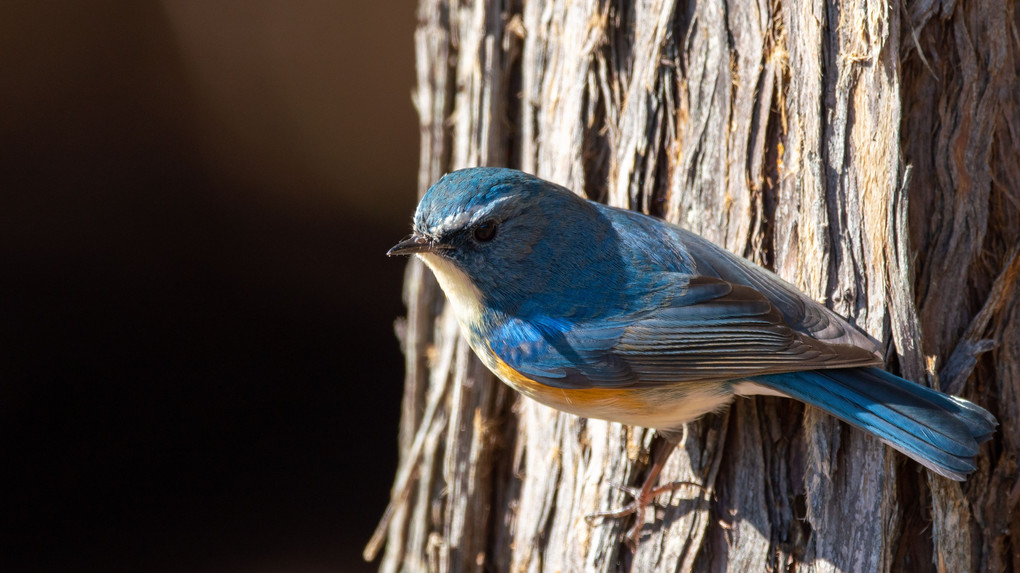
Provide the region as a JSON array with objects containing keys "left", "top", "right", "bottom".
[{"left": 418, "top": 252, "right": 483, "bottom": 322}]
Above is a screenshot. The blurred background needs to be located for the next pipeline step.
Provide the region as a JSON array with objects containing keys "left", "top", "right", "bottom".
[{"left": 2, "top": 1, "right": 418, "bottom": 571}]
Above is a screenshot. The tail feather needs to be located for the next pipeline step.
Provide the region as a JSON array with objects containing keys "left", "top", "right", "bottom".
[{"left": 750, "top": 367, "right": 997, "bottom": 480}]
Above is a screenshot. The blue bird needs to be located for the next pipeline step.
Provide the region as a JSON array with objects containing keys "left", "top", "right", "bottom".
[{"left": 388, "top": 167, "right": 997, "bottom": 545}]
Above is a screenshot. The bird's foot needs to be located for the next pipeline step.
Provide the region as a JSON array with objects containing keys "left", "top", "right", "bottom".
[{"left": 585, "top": 479, "right": 704, "bottom": 549}]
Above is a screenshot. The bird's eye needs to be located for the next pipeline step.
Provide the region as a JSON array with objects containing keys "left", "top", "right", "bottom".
[{"left": 473, "top": 220, "right": 498, "bottom": 242}]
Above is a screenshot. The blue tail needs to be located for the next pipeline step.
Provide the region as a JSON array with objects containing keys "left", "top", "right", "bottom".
[{"left": 749, "top": 367, "right": 997, "bottom": 480}]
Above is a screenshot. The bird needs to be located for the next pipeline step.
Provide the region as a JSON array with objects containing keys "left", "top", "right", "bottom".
[{"left": 387, "top": 166, "right": 997, "bottom": 546}]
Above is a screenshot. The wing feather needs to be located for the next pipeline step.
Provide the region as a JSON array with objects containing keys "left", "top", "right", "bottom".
[
  {"left": 492, "top": 276, "right": 880, "bottom": 390},
  {"left": 672, "top": 227, "right": 882, "bottom": 355}
]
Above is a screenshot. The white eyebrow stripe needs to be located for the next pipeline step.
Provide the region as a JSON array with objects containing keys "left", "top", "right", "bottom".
[
  {"left": 433, "top": 210, "right": 472, "bottom": 235},
  {"left": 432, "top": 195, "right": 514, "bottom": 236}
]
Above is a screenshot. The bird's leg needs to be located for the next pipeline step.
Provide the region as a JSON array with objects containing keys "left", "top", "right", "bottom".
[{"left": 585, "top": 431, "right": 704, "bottom": 549}]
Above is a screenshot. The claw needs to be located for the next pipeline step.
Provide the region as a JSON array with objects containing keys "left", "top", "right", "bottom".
[
  {"left": 605, "top": 481, "right": 641, "bottom": 498},
  {"left": 585, "top": 501, "right": 640, "bottom": 524}
]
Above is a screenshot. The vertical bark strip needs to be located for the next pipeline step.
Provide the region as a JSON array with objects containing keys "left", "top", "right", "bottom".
[{"left": 373, "top": 0, "right": 1019, "bottom": 570}]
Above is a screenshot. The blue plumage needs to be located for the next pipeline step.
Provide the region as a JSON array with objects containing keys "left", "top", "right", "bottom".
[
  {"left": 389, "top": 167, "right": 996, "bottom": 518},
  {"left": 751, "top": 368, "right": 996, "bottom": 479}
]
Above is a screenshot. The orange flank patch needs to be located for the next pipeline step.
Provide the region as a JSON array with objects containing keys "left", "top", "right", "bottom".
[
  {"left": 486, "top": 345, "right": 734, "bottom": 429},
  {"left": 490, "top": 352, "right": 642, "bottom": 410}
]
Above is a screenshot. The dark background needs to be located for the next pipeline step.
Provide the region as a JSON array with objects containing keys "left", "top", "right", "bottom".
[{"left": 2, "top": 2, "right": 417, "bottom": 571}]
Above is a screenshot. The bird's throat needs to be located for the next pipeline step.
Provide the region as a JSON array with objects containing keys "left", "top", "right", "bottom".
[{"left": 418, "top": 252, "right": 485, "bottom": 326}]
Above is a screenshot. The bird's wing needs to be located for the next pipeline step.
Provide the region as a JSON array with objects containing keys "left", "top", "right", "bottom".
[
  {"left": 491, "top": 276, "right": 881, "bottom": 390},
  {"left": 673, "top": 227, "right": 883, "bottom": 355},
  {"left": 487, "top": 315, "right": 634, "bottom": 388}
]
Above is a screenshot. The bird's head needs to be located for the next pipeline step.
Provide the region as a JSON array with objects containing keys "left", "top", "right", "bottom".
[{"left": 388, "top": 167, "right": 621, "bottom": 320}]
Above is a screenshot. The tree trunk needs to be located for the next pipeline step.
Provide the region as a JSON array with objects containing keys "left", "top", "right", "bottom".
[{"left": 368, "top": 1, "right": 1019, "bottom": 571}]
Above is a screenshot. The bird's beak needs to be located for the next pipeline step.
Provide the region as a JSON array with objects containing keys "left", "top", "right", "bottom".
[{"left": 387, "top": 233, "right": 433, "bottom": 257}]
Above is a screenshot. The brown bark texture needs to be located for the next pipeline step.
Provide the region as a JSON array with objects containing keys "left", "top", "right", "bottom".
[{"left": 369, "top": 1, "right": 1020, "bottom": 571}]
